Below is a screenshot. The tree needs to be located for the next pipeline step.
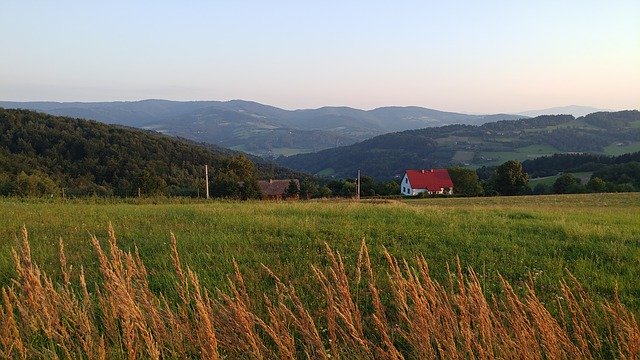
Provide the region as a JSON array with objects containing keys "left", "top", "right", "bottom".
[
  {"left": 284, "top": 179, "right": 300, "bottom": 199},
  {"left": 240, "top": 178, "right": 262, "bottom": 200},
  {"left": 493, "top": 160, "right": 530, "bottom": 196},
  {"left": 552, "top": 173, "right": 581, "bottom": 194},
  {"left": 586, "top": 177, "right": 607, "bottom": 193},
  {"left": 342, "top": 181, "right": 357, "bottom": 197},
  {"left": 448, "top": 167, "right": 483, "bottom": 196},
  {"left": 358, "top": 176, "right": 375, "bottom": 197},
  {"left": 380, "top": 180, "right": 399, "bottom": 195},
  {"left": 299, "top": 178, "right": 319, "bottom": 199},
  {"left": 317, "top": 186, "right": 332, "bottom": 198},
  {"left": 0, "top": 172, "right": 14, "bottom": 196},
  {"left": 140, "top": 171, "right": 167, "bottom": 196}
]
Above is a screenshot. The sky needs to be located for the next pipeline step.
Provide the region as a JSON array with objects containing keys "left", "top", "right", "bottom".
[{"left": 1, "top": 0, "right": 639, "bottom": 114}]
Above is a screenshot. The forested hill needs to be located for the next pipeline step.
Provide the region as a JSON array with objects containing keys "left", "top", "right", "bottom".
[
  {"left": 0, "top": 108, "right": 299, "bottom": 197},
  {"left": 0, "top": 99, "right": 524, "bottom": 158},
  {"left": 277, "top": 110, "right": 640, "bottom": 179},
  {"left": 522, "top": 151, "right": 640, "bottom": 178}
]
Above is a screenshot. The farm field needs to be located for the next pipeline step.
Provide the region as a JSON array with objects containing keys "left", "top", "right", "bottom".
[
  {"left": 1, "top": 193, "right": 640, "bottom": 358},
  {"left": 1, "top": 193, "right": 639, "bottom": 310},
  {"left": 603, "top": 141, "right": 640, "bottom": 155}
]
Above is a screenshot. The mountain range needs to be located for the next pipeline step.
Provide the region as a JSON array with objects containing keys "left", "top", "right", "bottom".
[
  {"left": 517, "top": 105, "right": 610, "bottom": 118},
  {"left": 0, "top": 100, "right": 524, "bottom": 157},
  {"left": 277, "top": 111, "right": 640, "bottom": 179}
]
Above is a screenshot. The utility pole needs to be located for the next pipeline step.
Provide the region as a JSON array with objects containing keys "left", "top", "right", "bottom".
[
  {"left": 357, "top": 170, "right": 361, "bottom": 201},
  {"left": 205, "top": 164, "right": 210, "bottom": 199}
]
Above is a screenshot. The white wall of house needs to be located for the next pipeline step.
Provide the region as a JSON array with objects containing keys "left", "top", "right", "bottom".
[{"left": 400, "top": 174, "right": 426, "bottom": 196}]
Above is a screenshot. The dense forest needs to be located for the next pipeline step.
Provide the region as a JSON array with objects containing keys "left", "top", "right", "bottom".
[
  {"left": 476, "top": 153, "right": 640, "bottom": 195},
  {"left": 522, "top": 151, "right": 640, "bottom": 177},
  {"left": 278, "top": 111, "right": 640, "bottom": 179},
  {"left": 0, "top": 108, "right": 299, "bottom": 198}
]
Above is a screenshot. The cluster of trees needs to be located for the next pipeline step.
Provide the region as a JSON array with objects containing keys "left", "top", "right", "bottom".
[
  {"left": 451, "top": 161, "right": 531, "bottom": 197},
  {"left": 296, "top": 177, "right": 400, "bottom": 199},
  {"left": 523, "top": 152, "right": 640, "bottom": 177},
  {"left": 531, "top": 162, "right": 640, "bottom": 195},
  {"left": 473, "top": 158, "right": 640, "bottom": 197},
  {"left": 0, "top": 109, "right": 278, "bottom": 198}
]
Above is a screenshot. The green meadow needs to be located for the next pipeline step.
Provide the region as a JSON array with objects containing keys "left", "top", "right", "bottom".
[{"left": 1, "top": 193, "right": 639, "bottom": 311}]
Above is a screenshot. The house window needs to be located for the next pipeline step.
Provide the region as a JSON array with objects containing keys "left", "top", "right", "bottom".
[{"left": 405, "top": 178, "right": 408, "bottom": 184}]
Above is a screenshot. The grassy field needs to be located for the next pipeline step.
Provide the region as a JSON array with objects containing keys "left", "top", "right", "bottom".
[
  {"left": 529, "top": 171, "right": 593, "bottom": 187},
  {"left": 481, "top": 144, "right": 560, "bottom": 165},
  {"left": 1, "top": 194, "right": 640, "bottom": 358},
  {"left": 1, "top": 193, "right": 639, "bottom": 311},
  {"left": 603, "top": 141, "right": 640, "bottom": 155}
]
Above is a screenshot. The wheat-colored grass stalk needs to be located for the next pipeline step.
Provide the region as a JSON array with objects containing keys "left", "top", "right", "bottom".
[{"left": 0, "top": 226, "right": 638, "bottom": 359}]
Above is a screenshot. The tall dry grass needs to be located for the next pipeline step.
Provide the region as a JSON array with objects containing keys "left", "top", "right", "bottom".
[{"left": 0, "top": 225, "right": 638, "bottom": 359}]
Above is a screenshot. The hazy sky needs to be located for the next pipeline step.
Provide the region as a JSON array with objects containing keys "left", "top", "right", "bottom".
[{"left": 1, "top": 1, "right": 639, "bottom": 113}]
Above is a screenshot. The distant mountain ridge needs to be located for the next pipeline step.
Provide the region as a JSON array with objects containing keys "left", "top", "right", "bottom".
[
  {"left": 517, "top": 105, "right": 610, "bottom": 118},
  {"left": 0, "top": 100, "right": 525, "bottom": 157},
  {"left": 277, "top": 110, "right": 640, "bottom": 179}
]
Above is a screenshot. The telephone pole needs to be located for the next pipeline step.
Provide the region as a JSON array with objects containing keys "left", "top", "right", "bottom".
[
  {"left": 205, "top": 164, "right": 210, "bottom": 199},
  {"left": 357, "top": 170, "right": 361, "bottom": 201}
]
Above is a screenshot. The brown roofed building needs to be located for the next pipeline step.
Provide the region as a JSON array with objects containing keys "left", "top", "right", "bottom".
[{"left": 257, "top": 179, "right": 300, "bottom": 200}]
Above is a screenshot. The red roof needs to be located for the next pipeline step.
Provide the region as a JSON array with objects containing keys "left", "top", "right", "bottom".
[{"left": 405, "top": 169, "right": 454, "bottom": 191}]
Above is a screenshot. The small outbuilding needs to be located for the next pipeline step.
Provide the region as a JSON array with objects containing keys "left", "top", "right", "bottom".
[
  {"left": 257, "top": 179, "right": 300, "bottom": 200},
  {"left": 400, "top": 169, "right": 454, "bottom": 196}
]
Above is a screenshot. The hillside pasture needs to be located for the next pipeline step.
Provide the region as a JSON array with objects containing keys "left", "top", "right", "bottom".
[
  {"left": 603, "top": 141, "right": 640, "bottom": 156},
  {"left": 480, "top": 144, "right": 560, "bottom": 165}
]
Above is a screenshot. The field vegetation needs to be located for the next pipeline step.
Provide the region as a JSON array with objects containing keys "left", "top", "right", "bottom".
[{"left": 0, "top": 194, "right": 639, "bottom": 357}]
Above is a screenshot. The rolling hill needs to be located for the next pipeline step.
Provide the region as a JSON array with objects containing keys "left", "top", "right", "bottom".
[
  {"left": 517, "top": 105, "right": 610, "bottom": 118},
  {"left": 0, "top": 108, "right": 301, "bottom": 197},
  {"left": 277, "top": 110, "right": 640, "bottom": 179},
  {"left": 0, "top": 100, "right": 524, "bottom": 157}
]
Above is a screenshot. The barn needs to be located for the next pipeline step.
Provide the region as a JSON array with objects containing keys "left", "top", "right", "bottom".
[
  {"left": 257, "top": 179, "right": 300, "bottom": 200},
  {"left": 400, "top": 169, "right": 454, "bottom": 196}
]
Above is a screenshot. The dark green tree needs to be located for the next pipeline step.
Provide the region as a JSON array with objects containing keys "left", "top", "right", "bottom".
[
  {"left": 317, "top": 186, "right": 332, "bottom": 198},
  {"left": 493, "top": 160, "right": 530, "bottom": 196},
  {"left": 380, "top": 180, "right": 400, "bottom": 195},
  {"left": 552, "top": 173, "right": 582, "bottom": 194},
  {"left": 586, "top": 177, "right": 607, "bottom": 193},
  {"left": 448, "top": 167, "right": 483, "bottom": 196},
  {"left": 284, "top": 179, "right": 300, "bottom": 198},
  {"left": 358, "top": 176, "right": 376, "bottom": 197},
  {"left": 240, "top": 178, "right": 262, "bottom": 200},
  {"left": 299, "top": 178, "right": 319, "bottom": 199}
]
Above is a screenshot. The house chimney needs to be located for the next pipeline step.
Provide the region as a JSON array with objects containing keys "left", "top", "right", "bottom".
[
  {"left": 269, "top": 179, "right": 273, "bottom": 183},
  {"left": 430, "top": 169, "right": 434, "bottom": 172},
  {"left": 421, "top": 170, "right": 425, "bottom": 173}
]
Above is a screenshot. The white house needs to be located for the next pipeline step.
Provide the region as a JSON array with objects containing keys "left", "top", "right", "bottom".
[{"left": 400, "top": 169, "right": 454, "bottom": 196}]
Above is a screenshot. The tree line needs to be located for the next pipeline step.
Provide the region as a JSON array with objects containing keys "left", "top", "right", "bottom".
[
  {"left": 2, "top": 108, "right": 638, "bottom": 199},
  {"left": 0, "top": 109, "right": 270, "bottom": 198}
]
